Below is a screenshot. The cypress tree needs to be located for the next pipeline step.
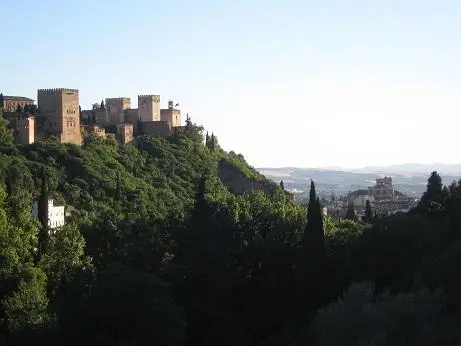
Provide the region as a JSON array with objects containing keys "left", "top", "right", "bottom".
[
  {"left": 182, "top": 172, "right": 232, "bottom": 346},
  {"left": 346, "top": 201, "right": 357, "bottom": 221},
  {"left": 298, "top": 180, "right": 326, "bottom": 312},
  {"left": 185, "top": 114, "right": 192, "bottom": 127},
  {"left": 37, "top": 171, "right": 50, "bottom": 259},
  {"left": 210, "top": 133, "right": 215, "bottom": 152},
  {"left": 280, "top": 180, "right": 285, "bottom": 190},
  {"left": 364, "top": 199, "right": 373, "bottom": 223},
  {"left": 303, "top": 180, "right": 324, "bottom": 252}
]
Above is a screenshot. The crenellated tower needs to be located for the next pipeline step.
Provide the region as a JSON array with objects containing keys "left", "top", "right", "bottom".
[
  {"left": 138, "top": 95, "right": 160, "bottom": 122},
  {"left": 37, "top": 88, "right": 82, "bottom": 145},
  {"left": 105, "top": 97, "right": 131, "bottom": 124}
]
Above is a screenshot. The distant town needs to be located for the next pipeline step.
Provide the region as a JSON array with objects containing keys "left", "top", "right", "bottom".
[
  {"left": 326, "top": 176, "right": 418, "bottom": 220},
  {"left": 260, "top": 168, "right": 423, "bottom": 220}
]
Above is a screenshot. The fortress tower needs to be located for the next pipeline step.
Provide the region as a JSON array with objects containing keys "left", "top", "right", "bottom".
[
  {"left": 160, "top": 100, "right": 181, "bottom": 127},
  {"left": 105, "top": 97, "right": 131, "bottom": 124},
  {"left": 37, "top": 88, "right": 82, "bottom": 145},
  {"left": 138, "top": 95, "right": 160, "bottom": 122}
]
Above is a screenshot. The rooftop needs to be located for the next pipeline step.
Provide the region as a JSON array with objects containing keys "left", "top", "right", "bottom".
[{"left": 3, "top": 95, "right": 34, "bottom": 102}]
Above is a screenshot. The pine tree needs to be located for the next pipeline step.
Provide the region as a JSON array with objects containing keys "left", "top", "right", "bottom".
[
  {"left": 280, "top": 180, "right": 285, "bottom": 190},
  {"left": 418, "top": 171, "right": 445, "bottom": 213},
  {"left": 364, "top": 199, "right": 373, "bottom": 223},
  {"left": 427, "top": 171, "right": 443, "bottom": 195}
]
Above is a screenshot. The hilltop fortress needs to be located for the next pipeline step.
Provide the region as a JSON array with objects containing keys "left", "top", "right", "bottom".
[
  {"left": 345, "top": 176, "right": 417, "bottom": 217},
  {"left": 0, "top": 88, "right": 182, "bottom": 145},
  {"left": 81, "top": 94, "right": 181, "bottom": 143}
]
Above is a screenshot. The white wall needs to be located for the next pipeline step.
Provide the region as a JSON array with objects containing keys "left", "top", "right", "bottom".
[{"left": 32, "top": 199, "right": 65, "bottom": 229}]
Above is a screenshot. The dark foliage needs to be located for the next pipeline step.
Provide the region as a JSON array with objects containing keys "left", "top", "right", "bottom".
[{"left": 1, "top": 112, "right": 461, "bottom": 345}]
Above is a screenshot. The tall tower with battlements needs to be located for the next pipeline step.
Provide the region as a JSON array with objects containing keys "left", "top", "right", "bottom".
[
  {"left": 138, "top": 95, "right": 160, "bottom": 122},
  {"left": 106, "top": 97, "right": 131, "bottom": 124},
  {"left": 37, "top": 88, "right": 82, "bottom": 145}
]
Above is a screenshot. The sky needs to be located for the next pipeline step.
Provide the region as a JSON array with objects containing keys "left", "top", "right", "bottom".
[{"left": 2, "top": 0, "right": 461, "bottom": 168}]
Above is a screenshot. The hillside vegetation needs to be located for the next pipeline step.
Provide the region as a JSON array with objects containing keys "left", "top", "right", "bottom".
[{"left": 2, "top": 116, "right": 461, "bottom": 345}]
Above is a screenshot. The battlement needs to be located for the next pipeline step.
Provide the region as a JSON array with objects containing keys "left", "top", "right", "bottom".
[
  {"left": 138, "top": 95, "right": 160, "bottom": 102},
  {"left": 38, "top": 88, "right": 79, "bottom": 95},
  {"left": 106, "top": 97, "right": 130, "bottom": 101}
]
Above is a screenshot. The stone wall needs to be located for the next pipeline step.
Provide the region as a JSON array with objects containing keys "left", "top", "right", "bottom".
[
  {"left": 140, "top": 120, "right": 171, "bottom": 137},
  {"left": 124, "top": 108, "right": 139, "bottom": 134}
]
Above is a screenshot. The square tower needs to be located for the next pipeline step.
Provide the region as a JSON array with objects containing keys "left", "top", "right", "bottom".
[
  {"left": 118, "top": 123, "right": 134, "bottom": 144},
  {"left": 160, "top": 100, "right": 181, "bottom": 127},
  {"left": 16, "top": 115, "right": 35, "bottom": 144},
  {"left": 105, "top": 97, "right": 131, "bottom": 125},
  {"left": 37, "top": 88, "right": 82, "bottom": 145},
  {"left": 3, "top": 113, "right": 35, "bottom": 144},
  {"left": 138, "top": 95, "right": 160, "bottom": 122}
]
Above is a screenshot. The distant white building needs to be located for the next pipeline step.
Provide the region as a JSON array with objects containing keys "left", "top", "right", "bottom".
[
  {"left": 322, "top": 207, "right": 328, "bottom": 216},
  {"left": 32, "top": 199, "right": 65, "bottom": 229}
]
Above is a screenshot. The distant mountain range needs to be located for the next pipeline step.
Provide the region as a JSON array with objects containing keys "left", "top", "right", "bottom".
[
  {"left": 257, "top": 165, "right": 461, "bottom": 200},
  {"left": 259, "top": 163, "right": 461, "bottom": 176},
  {"left": 352, "top": 163, "right": 461, "bottom": 175}
]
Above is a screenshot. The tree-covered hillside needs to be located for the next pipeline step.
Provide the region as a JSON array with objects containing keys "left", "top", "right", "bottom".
[{"left": 2, "top": 116, "right": 461, "bottom": 345}]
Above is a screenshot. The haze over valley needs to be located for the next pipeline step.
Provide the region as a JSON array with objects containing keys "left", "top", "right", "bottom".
[{"left": 259, "top": 164, "right": 461, "bottom": 200}]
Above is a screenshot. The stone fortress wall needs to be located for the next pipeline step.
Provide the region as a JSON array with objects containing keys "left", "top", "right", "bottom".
[{"left": 1, "top": 88, "right": 182, "bottom": 146}]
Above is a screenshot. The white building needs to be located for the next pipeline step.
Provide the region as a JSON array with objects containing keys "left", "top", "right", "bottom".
[{"left": 32, "top": 199, "right": 65, "bottom": 229}]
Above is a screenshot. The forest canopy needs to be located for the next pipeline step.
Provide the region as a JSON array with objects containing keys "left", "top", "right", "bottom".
[{"left": 0, "top": 116, "right": 461, "bottom": 346}]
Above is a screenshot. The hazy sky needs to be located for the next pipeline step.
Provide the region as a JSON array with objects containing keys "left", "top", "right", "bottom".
[{"left": 2, "top": 0, "right": 461, "bottom": 168}]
